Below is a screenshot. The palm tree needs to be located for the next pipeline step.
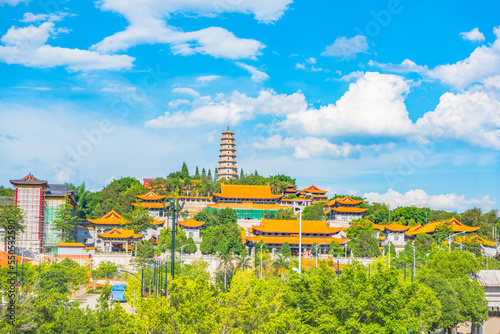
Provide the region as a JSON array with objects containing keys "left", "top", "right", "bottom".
[
  {"left": 272, "top": 253, "right": 290, "bottom": 277},
  {"left": 235, "top": 253, "right": 251, "bottom": 271},
  {"left": 217, "top": 251, "right": 234, "bottom": 291}
]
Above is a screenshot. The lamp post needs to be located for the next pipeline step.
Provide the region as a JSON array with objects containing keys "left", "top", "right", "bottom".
[
  {"left": 345, "top": 238, "right": 356, "bottom": 264},
  {"left": 260, "top": 242, "right": 264, "bottom": 279},
  {"left": 315, "top": 242, "right": 326, "bottom": 268},
  {"left": 298, "top": 208, "right": 302, "bottom": 275},
  {"left": 387, "top": 240, "right": 392, "bottom": 268},
  {"left": 409, "top": 243, "right": 416, "bottom": 278},
  {"left": 118, "top": 269, "right": 144, "bottom": 298}
]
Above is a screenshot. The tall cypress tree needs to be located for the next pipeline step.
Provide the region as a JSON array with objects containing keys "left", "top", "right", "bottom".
[
  {"left": 202, "top": 168, "right": 206, "bottom": 176},
  {"left": 195, "top": 166, "right": 199, "bottom": 176},
  {"left": 240, "top": 169, "right": 244, "bottom": 178},
  {"left": 181, "top": 162, "right": 189, "bottom": 176}
]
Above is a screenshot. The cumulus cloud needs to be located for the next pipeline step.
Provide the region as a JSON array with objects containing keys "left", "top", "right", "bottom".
[
  {"left": 92, "top": 0, "right": 292, "bottom": 59},
  {"left": 0, "top": 0, "right": 28, "bottom": 6},
  {"left": 337, "top": 71, "right": 364, "bottom": 82},
  {"left": 172, "top": 87, "right": 200, "bottom": 97},
  {"left": 295, "top": 63, "right": 306, "bottom": 70},
  {"left": 428, "top": 26, "right": 500, "bottom": 88},
  {"left": 415, "top": 90, "right": 500, "bottom": 150},
  {"left": 145, "top": 89, "right": 307, "bottom": 128},
  {"left": 368, "top": 59, "right": 428, "bottom": 74},
  {"left": 279, "top": 72, "right": 414, "bottom": 136},
  {"left": 235, "top": 62, "right": 269, "bottom": 82},
  {"left": 0, "top": 22, "right": 134, "bottom": 71},
  {"left": 20, "top": 12, "right": 68, "bottom": 23},
  {"left": 364, "top": 188, "right": 495, "bottom": 211},
  {"left": 195, "top": 75, "right": 220, "bottom": 84},
  {"left": 321, "top": 35, "right": 369, "bottom": 59},
  {"left": 253, "top": 134, "right": 394, "bottom": 159},
  {"left": 460, "top": 28, "right": 485, "bottom": 42}
]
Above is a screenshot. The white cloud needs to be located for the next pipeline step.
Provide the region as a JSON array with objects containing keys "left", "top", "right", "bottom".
[
  {"left": 100, "top": 84, "right": 136, "bottom": 93},
  {"left": 460, "top": 28, "right": 485, "bottom": 42},
  {"left": 321, "top": 35, "right": 369, "bottom": 59},
  {"left": 0, "top": 0, "right": 28, "bottom": 6},
  {"left": 146, "top": 89, "right": 306, "bottom": 128},
  {"left": 368, "top": 59, "right": 428, "bottom": 74},
  {"left": 168, "top": 99, "right": 191, "bottom": 108},
  {"left": 415, "top": 90, "right": 500, "bottom": 150},
  {"left": 172, "top": 87, "right": 200, "bottom": 97},
  {"left": 295, "top": 62, "right": 306, "bottom": 70},
  {"left": 235, "top": 62, "right": 269, "bottom": 82},
  {"left": 428, "top": 26, "right": 500, "bottom": 88},
  {"left": 195, "top": 75, "right": 220, "bottom": 84},
  {"left": 92, "top": 0, "right": 291, "bottom": 58},
  {"left": 12, "top": 86, "right": 51, "bottom": 91},
  {"left": 305, "top": 57, "right": 316, "bottom": 64},
  {"left": 280, "top": 72, "right": 414, "bottom": 136},
  {"left": 253, "top": 134, "right": 394, "bottom": 159},
  {"left": 0, "top": 22, "right": 134, "bottom": 71},
  {"left": 20, "top": 12, "right": 67, "bottom": 23},
  {"left": 364, "top": 188, "right": 495, "bottom": 211},
  {"left": 338, "top": 71, "right": 364, "bottom": 82}
]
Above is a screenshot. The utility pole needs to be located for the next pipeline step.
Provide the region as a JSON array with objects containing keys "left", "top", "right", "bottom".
[
  {"left": 170, "top": 201, "right": 185, "bottom": 279},
  {"left": 298, "top": 209, "right": 302, "bottom": 275}
]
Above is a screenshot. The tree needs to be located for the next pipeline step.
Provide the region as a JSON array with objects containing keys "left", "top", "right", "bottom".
[
  {"left": 235, "top": 250, "right": 251, "bottom": 271},
  {"left": 328, "top": 241, "right": 343, "bottom": 257},
  {"left": 200, "top": 223, "right": 244, "bottom": 255},
  {"left": 272, "top": 253, "right": 290, "bottom": 277},
  {"left": 281, "top": 241, "right": 291, "bottom": 258},
  {"left": 301, "top": 204, "right": 326, "bottom": 221},
  {"left": 183, "top": 237, "right": 197, "bottom": 254},
  {"left": 195, "top": 166, "right": 199, "bottom": 176},
  {"left": 201, "top": 168, "right": 206, "bottom": 176},
  {"left": 392, "top": 206, "right": 430, "bottom": 225},
  {"left": 240, "top": 169, "right": 244, "bottom": 179},
  {"left": 0, "top": 203, "right": 25, "bottom": 248},
  {"left": 158, "top": 227, "right": 188, "bottom": 253},
  {"left": 52, "top": 196, "right": 77, "bottom": 242},
  {"left": 134, "top": 241, "right": 157, "bottom": 266},
  {"left": 123, "top": 205, "right": 154, "bottom": 234},
  {"left": 434, "top": 225, "right": 454, "bottom": 242},
  {"left": 92, "top": 261, "right": 119, "bottom": 279},
  {"left": 414, "top": 233, "right": 434, "bottom": 254},
  {"left": 461, "top": 208, "right": 483, "bottom": 227},
  {"left": 276, "top": 208, "right": 297, "bottom": 220},
  {"left": 181, "top": 162, "right": 189, "bottom": 177}
]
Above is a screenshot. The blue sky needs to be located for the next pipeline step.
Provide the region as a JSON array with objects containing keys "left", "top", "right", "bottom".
[{"left": 0, "top": 0, "right": 499, "bottom": 213}]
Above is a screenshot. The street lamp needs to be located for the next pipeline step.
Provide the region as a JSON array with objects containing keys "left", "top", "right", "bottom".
[
  {"left": 260, "top": 242, "right": 264, "bottom": 279},
  {"left": 315, "top": 242, "right": 326, "bottom": 268},
  {"left": 118, "top": 269, "right": 144, "bottom": 298},
  {"left": 298, "top": 208, "right": 303, "bottom": 275},
  {"left": 345, "top": 238, "right": 356, "bottom": 264},
  {"left": 387, "top": 240, "right": 392, "bottom": 268}
]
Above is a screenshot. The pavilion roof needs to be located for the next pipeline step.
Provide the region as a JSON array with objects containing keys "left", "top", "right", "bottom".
[
  {"left": 330, "top": 207, "right": 368, "bottom": 213},
  {"left": 88, "top": 210, "right": 128, "bottom": 225},
  {"left": 10, "top": 173, "right": 48, "bottom": 187},
  {"left": 455, "top": 234, "right": 496, "bottom": 247},
  {"left": 328, "top": 195, "right": 363, "bottom": 206},
  {"left": 208, "top": 203, "right": 289, "bottom": 211},
  {"left": 246, "top": 235, "right": 349, "bottom": 245},
  {"left": 179, "top": 218, "right": 205, "bottom": 228},
  {"left": 136, "top": 191, "right": 165, "bottom": 201},
  {"left": 212, "top": 184, "right": 283, "bottom": 200},
  {"left": 405, "top": 217, "right": 479, "bottom": 236},
  {"left": 253, "top": 219, "right": 342, "bottom": 235},
  {"left": 132, "top": 202, "right": 167, "bottom": 209},
  {"left": 56, "top": 242, "right": 85, "bottom": 247},
  {"left": 301, "top": 185, "right": 327, "bottom": 194},
  {"left": 97, "top": 228, "right": 142, "bottom": 239}
]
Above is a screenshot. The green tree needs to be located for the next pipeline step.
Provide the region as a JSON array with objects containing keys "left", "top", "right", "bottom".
[
  {"left": 0, "top": 203, "right": 25, "bottom": 248},
  {"left": 460, "top": 207, "right": 483, "bottom": 227},
  {"left": 200, "top": 223, "right": 244, "bottom": 255},
  {"left": 281, "top": 241, "right": 291, "bottom": 258},
  {"left": 414, "top": 233, "right": 434, "bottom": 254},
  {"left": 276, "top": 208, "right": 297, "bottom": 220},
  {"left": 52, "top": 196, "right": 77, "bottom": 242},
  {"left": 181, "top": 161, "right": 189, "bottom": 176},
  {"left": 328, "top": 241, "right": 343, "bottom": 256},
  {"left": 301, "top": 204, "right": 326, "bottom": 220},
  {"left": 123, "top": 205, "right": 154, "bottom": 234},
  {"left": 392, "top": 206, "right": 430, "bottom": 225},
  {"left": 92, "top": 261, "right": 119, "bottom": 279}
]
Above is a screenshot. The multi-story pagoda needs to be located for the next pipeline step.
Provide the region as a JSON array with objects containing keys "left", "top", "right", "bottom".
[
  {"left": 216, "top": 127, "right": 238, "bottom": 180},
  {"left": 326, "top": 195, "right": 368, "bottom": 223}
]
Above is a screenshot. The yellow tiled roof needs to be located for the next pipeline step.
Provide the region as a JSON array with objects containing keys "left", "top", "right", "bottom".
[
  {"left": 331, "top": 195, "right": 363, "bottom": 206},
  {"left": 246, "top": 235, "right": 349, "bottom": 245},
  {"left": 208, "top": 203, "right": 290, "bottom": 210},
  {"left": 136, "top": 191, "right": 166, "bottom": 201},
  {"left": 212, "top": 184, "right": 283, "bottom": 200},
  {"left": 132, "top": 202, "right": 166, "bottom": 209},
  {"left": 301, "top": 185, "right": 327, "bottom": 194},
  {"left": 97, "top": 228, "right": 143, "bottom": 239},
  {"left": 253, "top": 219, "right": 342, "bottom": 235},
  {"left": 88, "top": 210, "right": 128, "bottom": 225},
  {"left": 56, "top": 242, "right": 85, "bottom": 247},
  {"left": 178, "top": 218, "right": 205, "bottom": 228},
  {"left": 330, "top": 207, "right": 368, "bottom": 213},
  {"left": 405, "top": 217, "right": 479, "bottom": 236}
]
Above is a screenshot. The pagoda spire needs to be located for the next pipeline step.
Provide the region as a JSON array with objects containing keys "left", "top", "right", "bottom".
[{"left": 216, "top": 127, "right": 238, "bottom": 180}]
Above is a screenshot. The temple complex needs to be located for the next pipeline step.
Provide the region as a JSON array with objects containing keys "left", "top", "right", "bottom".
[
  {"left": 326, "top": 195, "right": 368, "bottom": 223},
  {"left": 209, "top": 184, "right": 287, "bottom": 219},
  {"left": 10, "top": 174, "right": 77, "bottom": 255},
  {"left": 132, "top": 191, "right": 169, "bottom": 218},
  {"left": 216, "top": 127, "right": 238, "bottom": 180},
  {"left": 245, "top": 219, "right": 348, "bottom": 255},
  {"left": 299, "top": 185, "right": 329, "bottom": 202}
]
